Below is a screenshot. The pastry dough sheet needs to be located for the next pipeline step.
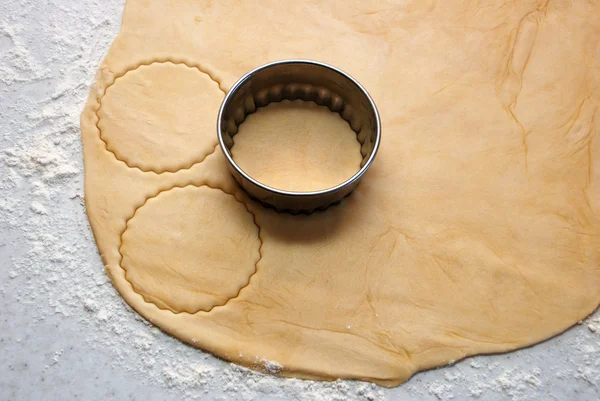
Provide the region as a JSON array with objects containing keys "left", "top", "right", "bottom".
[{"left": 80, "top": 0, "right": 600, "bottom": 386}]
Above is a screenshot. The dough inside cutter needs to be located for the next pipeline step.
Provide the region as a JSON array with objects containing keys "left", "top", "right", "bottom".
[{"left": 231, "top": 100, "right": 362, "bottom": 192}]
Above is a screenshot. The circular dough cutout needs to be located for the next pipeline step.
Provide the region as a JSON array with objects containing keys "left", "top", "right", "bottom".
[
  {"left": 231, "top": 100, "right": 362, "bottom": 192},
  {"left": 98, "top": 62, "right": 223, "bottom": 172},
  {"left": 120, "top": 185, "right": 260, "bottom": 313}
]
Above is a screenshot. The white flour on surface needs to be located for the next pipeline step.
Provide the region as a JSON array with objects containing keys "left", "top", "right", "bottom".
[{"left": 0, "top": 0, "right": 598, "bottom": 400}]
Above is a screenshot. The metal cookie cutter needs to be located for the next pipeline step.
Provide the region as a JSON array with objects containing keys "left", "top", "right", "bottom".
[{"left": 217, "top": 59, "right": 381, "bottom": 214}]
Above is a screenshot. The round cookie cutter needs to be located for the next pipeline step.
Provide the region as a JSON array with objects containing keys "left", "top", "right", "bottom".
[{"left": 217, "top": 59, "right": 381, "bottom": 214}]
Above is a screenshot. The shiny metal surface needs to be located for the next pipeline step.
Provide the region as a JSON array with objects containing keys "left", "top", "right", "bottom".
[{"left": 217, "top": 60, "right": 381, "bottom": 213}]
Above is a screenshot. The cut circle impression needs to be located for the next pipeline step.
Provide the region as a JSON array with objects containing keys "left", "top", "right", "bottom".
[
  {"left": 120, "top": 185, "right": 261, "bottom": 313},
  {"left": 97, "top": 62, "right": 224, "bottom": 173}
]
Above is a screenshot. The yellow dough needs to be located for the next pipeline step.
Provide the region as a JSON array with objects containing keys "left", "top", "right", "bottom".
[
  {"left": 80, "top": 0, "right": 600, "bottom": 387},
  {"left": 97, "top": 62, "right": 224, "bottom": 172},
  {"left": 232, "top": 100, "right": 362, "bottom": 192},
  {"left": 120, "top": 185, "right": 261, "bottom": 313}
]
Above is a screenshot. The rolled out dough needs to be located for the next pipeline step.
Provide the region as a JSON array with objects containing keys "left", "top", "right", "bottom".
[{"left": 80, "top": 0, "right": 600, "bottom": 387}]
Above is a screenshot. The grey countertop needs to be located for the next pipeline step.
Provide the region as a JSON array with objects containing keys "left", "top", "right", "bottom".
[{"left": 0, "top": 0, "right": 598, "bottom": 400}]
